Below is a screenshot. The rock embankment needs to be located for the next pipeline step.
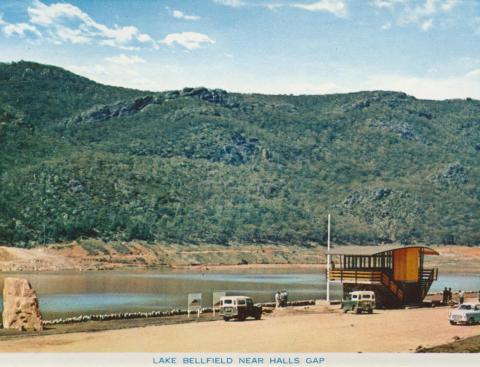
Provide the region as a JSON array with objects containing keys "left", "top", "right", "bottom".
[
  {"left": 43, "top": 309, "right": 187, "bottom": 326},
  {"left": 42, "top": 300, "right": 317, "bottom": 326}
]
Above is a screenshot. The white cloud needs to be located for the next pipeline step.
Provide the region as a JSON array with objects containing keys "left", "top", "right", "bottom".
[
  {"left": 2, "top": 22, "right": 41, "bottom": 38},
  {"left": 440, "top": 0, "right": 459, "bottom": 12},
  {"left": 19, "top": 0, "right": 157, "bottom": 48},
  {"left": 374, "top": 0, "right": 461, "bottom": 31},
  {"left": 28, "top": 1, "right": 87, "bottom": 26},
  {"left": 372, "top": 0, "right": 405, "bottom": 10},
  {"left": 138, "top": 33, "right": 154, "bottom": 43},
  {"left": 466, "top": 69, "right": 480, "bottom": 79},
  {"left": 292, "top": 0, "right": 347, "bottom": 18},
  {"left": 160, "top": 32, "right": 215, "bottom": 50},
  {"left": 172, "top": 10, "right": 201, "bottom": 21},
  {"left": 263, "top": 3, "right": 284, "bottom": 11},
  {"left": 421, "top": 18, "right": 433, "bottom": 30},
  {"left": 106, "top": 54, "right": 146, "bottom": 65},
  {"left": 213, "top": 0, "right": 246, "bottom": 7},
  {"left": 1, "top": 1, "right": 212, "bottom": 52},
  {"left": 400, "top": 0, "right": 437, "bottom": 25},
  {"left": 55, "top": 25, "right": 90, "bottom": 44}
]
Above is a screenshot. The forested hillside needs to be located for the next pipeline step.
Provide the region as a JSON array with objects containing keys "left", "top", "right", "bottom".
[{"left": 1, "top": 61, "right": 479, "bottom": 247}]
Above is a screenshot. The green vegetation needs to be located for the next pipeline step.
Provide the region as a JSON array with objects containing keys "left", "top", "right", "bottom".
[{"left": 0, "top": 61, "right": 479, "bottom": 247}]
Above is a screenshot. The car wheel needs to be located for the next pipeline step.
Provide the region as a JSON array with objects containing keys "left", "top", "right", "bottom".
[
  {"left": 449, "top": 320, "right": 455, "bottom": 325},
  {"left": 467, "top": 317, "right": 475, "bottom": 325},
  {"left": 223, "top": 317, "right": 230, "bottom": 322},
  {"left": 367, "top": 308, "right": 373, "bottom": 314},
  {"left": 255, "top": 313, "right": 261, "bottom": 320},
  {"left": 343, "top": 308, "right": 348, "bottom": 313},
  {"left": 354, "top": 306, "right": 361, "bottom": 314}
]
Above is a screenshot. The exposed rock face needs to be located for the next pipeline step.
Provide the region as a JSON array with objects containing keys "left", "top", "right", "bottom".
[
  {"left": 215, "top": 132, "right": 261, "bottom": 165},
  {"left": 179, "top": 87, "right": 231, "bottom": 105},
  {"left": 68, "top": 95, "right": 155, "bottom": 125},
  {"left": 2, "top": 277, "right": 43, "bottom": 331},
  {"left": 67, "top": 88, "right": 238, "bottom": 126}
]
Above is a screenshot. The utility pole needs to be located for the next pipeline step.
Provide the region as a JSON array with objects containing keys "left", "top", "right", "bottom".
[{"left": 326, "top": 214, "right": 331, "bottom": 303}]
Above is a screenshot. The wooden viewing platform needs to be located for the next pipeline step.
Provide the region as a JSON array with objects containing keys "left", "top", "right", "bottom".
[{"left": 327, "top": 245, "right": 439, "bottom": 307}]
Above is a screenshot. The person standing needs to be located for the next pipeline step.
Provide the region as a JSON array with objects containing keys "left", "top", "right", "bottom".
[
  {"left": 459, "top": 289, "right": 465, "bottom": 304},
  {"left": 280, "top": 289, "right": 288, "bottom": 307},
  {"left": 442, "top": 287, "right": 448, "bottom": 304},
  {"left": 448, "top": 288, "right": 453, "bottom": 302},
  {"left": 275, "top": 291, "right": 280, "bottom": 308}
]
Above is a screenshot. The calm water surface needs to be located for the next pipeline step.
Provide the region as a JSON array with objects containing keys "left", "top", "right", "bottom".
[{"left": 0, "top": 269, "right": 478, "bottom": 318}]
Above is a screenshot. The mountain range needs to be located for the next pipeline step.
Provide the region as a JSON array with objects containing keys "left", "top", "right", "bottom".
[{"left": 1, "top": 61, "right": 479, "bottom": 248}]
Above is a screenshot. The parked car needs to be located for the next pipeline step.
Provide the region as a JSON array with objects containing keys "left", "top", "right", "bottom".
[
  {"left": 448, "top": 303, "right": 480, "bottom": 325},
  {"left": 341, "top": 291, "right": 376, "bottom": 314},
  {"left": 219, "top": 296, "right": 262, "bottom": 321}
]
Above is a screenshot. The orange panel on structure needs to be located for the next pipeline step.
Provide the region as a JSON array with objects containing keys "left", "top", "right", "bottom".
[{"left": 393, "top": 248, "right": 419, "bottom": 282}]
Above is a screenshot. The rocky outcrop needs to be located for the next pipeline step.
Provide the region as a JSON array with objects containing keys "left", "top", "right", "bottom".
[
  {"left": 68, "top": 88, "right": 238, "bottom": 126},
  {"left": 68, "top": 96, "right": 155, "bottom": 125},
  {"left": 165, "top": 87, "right": 238, "bottom": 107},
  {"left": 179, "top": 87, "right": 238, "bottom": 106},
  {"left": 2, "top": 277, "right": 43, "bottom": 331},
  {"left": 215, "top": 132, "right": 261, "bottom": 165}
]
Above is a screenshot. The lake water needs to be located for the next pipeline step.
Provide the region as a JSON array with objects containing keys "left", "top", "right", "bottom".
[{"left": 0, "top": 269, "right": 479, "bottom": 319}]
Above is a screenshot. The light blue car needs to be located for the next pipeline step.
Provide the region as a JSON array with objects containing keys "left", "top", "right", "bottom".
[{"left": 448, "top": 303, "right": 480, "bottom": 325}]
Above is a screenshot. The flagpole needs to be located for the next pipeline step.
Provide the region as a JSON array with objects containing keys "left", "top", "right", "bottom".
[{"left": 326, "top": 214, "right": 331, "bottom": 303}]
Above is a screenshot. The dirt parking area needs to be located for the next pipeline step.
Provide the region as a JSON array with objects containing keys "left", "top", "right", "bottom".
[{"left": 0, "top": 301, "right": 479, "bottom": 352}]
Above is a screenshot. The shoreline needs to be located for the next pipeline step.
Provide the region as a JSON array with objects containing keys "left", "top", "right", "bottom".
[
  {"left": 0, "top": 243, "right": 479, "bottom": 273},
  {"left": 171, "top": 263, "right": 327, "bottom": 271}
]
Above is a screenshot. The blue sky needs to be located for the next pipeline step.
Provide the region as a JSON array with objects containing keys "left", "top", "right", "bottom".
[{"left": 1, "top": 0, "right": 480, "bottom": 99}]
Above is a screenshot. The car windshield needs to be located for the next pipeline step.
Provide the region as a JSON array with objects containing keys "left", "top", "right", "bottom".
[
  {"left": 459, "top": 305, "right": 472, "bottom": 310},
  {"left": 246, "top": 299, "right": 253, "bottom": 306},
  {"left": 362, "top": 295, "right": 371, "bottom": 299},
  {"left": 238, "top": 300, "right": 246, "bottom": 305},
  {"left": 223, "top": 300, "right": 232, "bottom": 305}
]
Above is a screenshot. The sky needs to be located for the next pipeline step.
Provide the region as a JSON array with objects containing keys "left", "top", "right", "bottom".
[{"left": 0, "top": 0, "right": 480, "bottom": 99}]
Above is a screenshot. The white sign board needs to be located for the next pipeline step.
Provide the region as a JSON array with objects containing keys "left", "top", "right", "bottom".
[{"left": 187, "top": 293, "right": 202, "bottom": 318}]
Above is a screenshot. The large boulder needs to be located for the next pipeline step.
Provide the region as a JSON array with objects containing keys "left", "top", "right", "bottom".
[{"left": 2, "top": 277, "right": 43, "bottom": 331}]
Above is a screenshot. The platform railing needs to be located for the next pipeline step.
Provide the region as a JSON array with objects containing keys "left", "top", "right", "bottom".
[{"left": 328, "top": 269, "right": 382, "bottom": 283}]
